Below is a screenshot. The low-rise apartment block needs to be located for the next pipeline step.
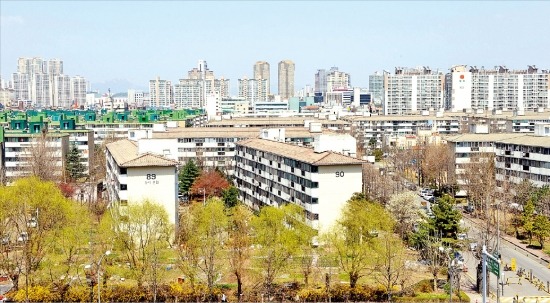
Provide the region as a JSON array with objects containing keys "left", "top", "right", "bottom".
[
  {"left": 234, "top": 137, "right": 364, "bottom": 231},
  {"left": 105, "top": 139, "right": 179, "bottom": 225}
]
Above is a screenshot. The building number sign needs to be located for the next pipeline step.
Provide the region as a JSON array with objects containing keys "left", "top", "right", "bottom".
[
  {"left": 145, "top": 173, "right": 159, "bottom": 185},
  {"left": 335, "top": 171, "right": 345, "bottom": 177}
]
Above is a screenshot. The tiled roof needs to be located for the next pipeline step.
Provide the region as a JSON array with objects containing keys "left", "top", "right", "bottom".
[
  {"left": 207, "top": 117, "right": 349, "bottom": 126},
  {"left": 445, "top": 133, "right": 550, "bottom": 148},
  {"left": 444, "top": 133, "right": 526, "bottom": 143},
  {"left": 498, "top": 135, "right": 550, "bottom": 148},
  {"left": 151, "top": 127, "right": 337, "bottom": 139},
  {"left": 106, "top": 139, "right": 178, "bottom": 167},
  {"left": 236, "top": 138, "right": 365, "bottom": 166}
]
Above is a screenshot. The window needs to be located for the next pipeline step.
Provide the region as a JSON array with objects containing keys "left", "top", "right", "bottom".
[
  {"left": 120, "top": 168, "right": 127, "bottom": 174},
  {"left": 120, "top": 184, "right": 127, "bottom": 190}
]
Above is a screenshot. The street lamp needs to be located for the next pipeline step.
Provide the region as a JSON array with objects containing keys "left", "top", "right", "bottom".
[
  {"left": 439, "top": 247, "right": 455, "bottom": 303},
  {"left": 97, "top": 250, "right": 111, "bottom": 303}
]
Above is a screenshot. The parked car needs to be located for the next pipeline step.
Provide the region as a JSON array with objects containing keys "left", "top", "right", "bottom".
[
  {"left": 463, "top": 204, "right": 474, "bottom": 214},
  {"left": 423, "top": 194, "right": 434, "bottom": 201}
]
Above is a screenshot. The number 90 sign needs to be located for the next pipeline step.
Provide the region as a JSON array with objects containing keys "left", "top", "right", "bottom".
[{"left": 335, "top": 171, "right": 344, "bottom": 178}]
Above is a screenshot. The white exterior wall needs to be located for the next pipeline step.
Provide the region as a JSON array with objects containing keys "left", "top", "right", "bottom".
[
  {"left": 317, "top": 165, "right": 363, "bottom": 231},
  {"left": 127, "top": 166, "right": 178, "bottom": 225},
  {"left": 450, "top": 71, "right": 472, "bottom": 111},
  {"left": 411, "top": 76, "right": 418, "bottom": 112}
]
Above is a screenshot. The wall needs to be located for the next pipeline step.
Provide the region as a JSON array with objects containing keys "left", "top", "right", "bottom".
[
  {"left": 127, "top": 166, "right": 178, "bottom": 225},
  {"left": 316, "top": 164, "right": 363, "bottom": 231}
]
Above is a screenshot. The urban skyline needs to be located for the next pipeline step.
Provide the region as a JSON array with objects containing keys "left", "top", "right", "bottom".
[{"left": 2, "top": 1, "right": 550, "bottom": 94}]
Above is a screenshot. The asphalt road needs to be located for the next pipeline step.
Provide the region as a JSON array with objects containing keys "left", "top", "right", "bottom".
[{"left": 462, "top": 216, "right": 550, "bottom": 297}]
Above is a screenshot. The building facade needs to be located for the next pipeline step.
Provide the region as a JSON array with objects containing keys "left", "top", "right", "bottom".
[
  {"left": 233, "top": 137, "right": 364, "bottom": 230},
  {"left": 105, "top": 139, "right": 179, "bottom": 225},
  {"left": 278, "top": 60, "right": 295, "bottom": 100},
  {"left": 149, "top": 77, "right": 173, "bottom": 108},
  {"left": 254, "top": 61, "right": 270, "bottom": 95},
  {"left": 238, "top": 78, "right": 268, "bottom": 102},
  {"left": 445, "top": 65, "right": 550, "bottom": 112},
  {"left": 384, "top": 67, "right": 445, "bottom": 115}
]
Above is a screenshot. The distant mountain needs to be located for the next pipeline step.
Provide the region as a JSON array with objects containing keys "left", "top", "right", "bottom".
[{"left": 90, "top": 79, "right": 147, "bottom": 94}]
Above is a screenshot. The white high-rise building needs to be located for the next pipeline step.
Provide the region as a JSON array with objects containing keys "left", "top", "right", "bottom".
[
  {"left": 326, "top": 67, "right": 351, "bottom": 92},
  {"left": 369, "top": 71, "right": 387, "bottom": 105},
  {"left": 31, "top": 73, "right": 52, "bottom": 107},
  {"left": 11, "top": 73, "right": 30, "bottom": 101},
  {"left": 128, "top": 89, "right": 145, "bottom": 107},
  {"left": 53, "top": 74, "right": 72, "bottom": 108},
  {"left": 445, "top": 65, "right": 550, "bottom": 112},
  {"left": 174, "top": 79, "right": 202, "bottom": 109},
  {"left": 238, "top": 77, "right": 268, "bottom": 102},
  {"left": 46, "top": 59, "right": 63, "bottom": 76},
  {"left": 71, "top": 76, "right": 87, "bottom": 108},
  {"left": 383, "top": 66, "right": 445, "bottom": 115},
  {"left": 149, "top": 76, "right": 173, "bottom": 108}
]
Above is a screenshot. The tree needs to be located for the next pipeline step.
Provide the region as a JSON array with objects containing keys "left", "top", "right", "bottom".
[
  {"left": 190, "top": 169, "right": 230, "bottom": 199},
  {"left": 532, "top": 215, "right": 550, "bottom": 249},
  {"left": 461, "top": 152, "right": 496, "bottom": 217},
  {"left": 194, "top": 199, "right": 228, "bottom": 298},
  {"left": 421, "top": 144, "right": 455, "bottom": 191},
  {"left": 222, "top": 186, "right": 240, "bottom": 208},
  {"left": 409, "top": 224, "right": 446, "bottom": 292},
  {"left": 373, "top": 233, "right": 410, "bottom": 302},
  {"left": 65, "top": 143, "right": 87, "bottom": 182},
  {"left": 251, "top": 204, "right": 303, "bottom": 296},
  {"left": 112, "top": 200, "right": 173, "bottom": 288},
  {"left": 42, "top": 202, "right": 91, "bottom": 299},
  {"left": 429, "top": 195, "right": 462, "bottom": 239},
  {"left": 179, "top": 160, "right": 200, "bottom": 195},
  {"left": 177, "top": 198, "right": 228, "bottom": 299},
  {"left": 522, "top": 200, "right": 536, "bottom": 245},
  {"left": 324, "top": 193, "right": 394, "bottom": 288},
  {"left": 386, "top": 192, "right": 420, "bottom": 240},
  {"left": 22, "top": 129, "right": 62, "bottom": 182},
  {"left": 0, "top": 177, "right": 76, "bottom": 295},
  {"left": 227, "top": 204, "right": 254, "bottom": 300}
]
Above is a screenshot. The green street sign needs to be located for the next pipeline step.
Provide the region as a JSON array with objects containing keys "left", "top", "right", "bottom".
[{"left": 487, "top": 257, "right": 500, "bottom": 278}]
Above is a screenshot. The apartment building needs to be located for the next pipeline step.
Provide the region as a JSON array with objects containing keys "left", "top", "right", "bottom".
[
  {"left": 105, "top": 139, "right": 179, "bottom": 225},
  {"left": 494, "top": 125, "right": 550, "bottom": 187},
  {"left": 278, "top": 60, "right": 295, "bottom": 100},
  {"left": 254, "top": 61, "right": 270, "bottom": 95},
  {"left": 233, "top": 136, "right": 364, "bottom": 230},
  {"left": 0, "top": 127, "right": 69, "bottom": 183},
  {"left": 343, "top": 114, "right": 461, "bottom": 153},
  {"left": 238, "top": 77, "right": 268, "bottom": 102},
  {"left": 383, "top": 67, "right": 445, "bottom": 115},
  {"left": 149, "top": 77, "right": 173, "bottom": 108},
  {"left": 445, "top": 65, "right": 550, "bottom": 112},
  {"left": 70, "top": 76, "right": 87, "bottom": 108},
  {"left": 369, "top": 71, "right": 387, "bottom": 106},
  {"left": 10, "top": 58, "right": 87, "bottom": 108},
  {"left": 206, "top": 116, "right": 350, "bottom": 132},
  {"left": 130, "top": 126, "right": 342, "bottom": 175}
]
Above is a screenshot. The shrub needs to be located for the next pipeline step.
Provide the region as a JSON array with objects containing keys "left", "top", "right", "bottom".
[
  {"left": 11, "top": 285, "right": 60, "bottom": 302},
  {"left": 63, "top": 285, "right": 92, "bottom": 302}
]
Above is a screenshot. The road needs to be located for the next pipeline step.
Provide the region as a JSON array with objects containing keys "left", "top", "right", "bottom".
[
  {"left": 462, "top": 214, "right": 550, "bottom": 298},
  {"left": 411, "top": 187, "right": 550, "bottom": 299}
]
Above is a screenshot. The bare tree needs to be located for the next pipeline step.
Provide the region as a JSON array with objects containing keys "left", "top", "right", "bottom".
[
  {"left": 16, "top": 129, "right": 65, "bottom": 183},
  {"left": 373, "top": 233, "right": 410, "bottom": 302},
  {"left": 386, "top": 192, "right": 420, "bottom": 240},
  {"left": 421, "top": 144, "right": 455, "bottom": 191}
]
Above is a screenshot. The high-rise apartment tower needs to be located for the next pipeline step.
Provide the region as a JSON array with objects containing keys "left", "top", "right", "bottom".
[{"left": 278, "top": 60, "right": 295, "bottom": 100}]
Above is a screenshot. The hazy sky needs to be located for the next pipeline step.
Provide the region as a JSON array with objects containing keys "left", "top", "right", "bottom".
[{"left": 1, "top": 1, "right": 550, "bottom": 94}]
